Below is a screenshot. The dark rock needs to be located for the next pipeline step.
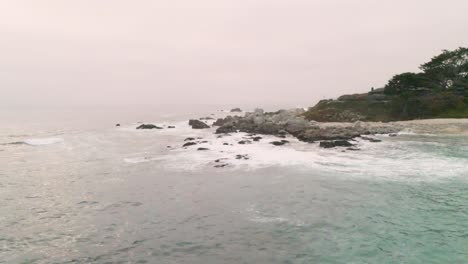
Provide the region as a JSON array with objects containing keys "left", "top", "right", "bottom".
[
  {"left": 235, "top": 154, "right": 249, "bottom": 160},
  {"left": 230, "top": 108, "right": 242, "bottom": 112},
  {"left": 136, "top": 124, "right": 163, "bottom": 129},
  {"left": 183, "top": 142, "right": 197, "bottom": 147},
  {"left": 319, "top": 141, "right": 335, "bottom": 148},
  {"left": 319, "top": 140, "right": 353, "bottom": 148},
  {"left": 213, "top": 118, "right": 227, "bottom": 126},
  {"left": 238, "top": 140, "right": 252, "bottom": 145},
  {"left": 214, "top": 164, "right": 229, "bottom": 168},
  {"left": 115, "top": 124, "right": 121, "bottom": 127},
  {"left": 197, "top": 148, "right": 209, "bottom": 151},
  {"left": 389, "top": 133, "right": 398, "bottom": 137},
  {"left": 270, "top": 141, "right": 288, "bottom": 146},
  {"left": 168, "top": 126, "right": 176, "bottom": 128},
  {"left": 223, "top": 143, "right": 229, "bottom": 146},
  {"left": 361, "top": 136, "right": 382, "bottom": 142},
  {"left": 188, "top": 119, "right": 210, "bottom": 129},
  {"left": 200, "top": 117, "right": 215, "bottom": 120},
  {"left": 334, "top": 140, "right": 354, "bottom": 147},
  {"left": 199, "top": 141, "right": 208, "bottom": 143},
  {"left": 184, "top": 137, "right": 196, "bottom": 141},
  {"left": 252, "top": 136, "right": 262, "bottom": 141}
]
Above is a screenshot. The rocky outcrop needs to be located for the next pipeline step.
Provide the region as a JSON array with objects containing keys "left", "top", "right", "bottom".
[
  {"left": 136, "top": 124, "right": 163, "bottom": 129},
  {"left": 189, "top": 119, "right": 210, "bottom": 129},
  {"left": 215, "top": 108, "right": 400, "bottom": 142}
]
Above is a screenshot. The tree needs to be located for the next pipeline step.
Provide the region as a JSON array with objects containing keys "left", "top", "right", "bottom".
[
  {"left": 420, "top": 47, "right": 468, "bottom": 89},
  {"left": 384, "top": 72, "right": 431, "bottom": 94}
]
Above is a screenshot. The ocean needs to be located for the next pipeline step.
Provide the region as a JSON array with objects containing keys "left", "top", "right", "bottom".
[{"left": 1, "top": 105, "right": 467, "bottom": 263}]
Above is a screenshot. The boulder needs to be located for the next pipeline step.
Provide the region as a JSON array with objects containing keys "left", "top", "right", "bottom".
[
  {"left": 136, "top": 124, "right": 163, "bottom": 129},
  {"left": 189, "top": 119, "right": 210, "bottom": 129},
  {"left": 115, "top": 123, "right": 121, "bottom": 127},
  {"left": 197, "top": 148, "right": 209, "bottom": 151},
  {"left": 230, "top": 108, "right": 242, "bottom": 112}
]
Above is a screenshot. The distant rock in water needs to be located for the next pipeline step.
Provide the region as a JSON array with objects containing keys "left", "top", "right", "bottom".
[
  {"left": 199, "top": 117, "right": 215, "bottom": 120},
  {"left": 189, "top": 119, "right": 210, "bottom": 129},
  {"left": 167, "top": 126, "right": 176, "bottom": 128},
  {"left": 197, "top": 148, "right": 209, "bottom": 151},
  {"left": 136, "top": 124, "right": 163, "bottom": 129},
  {"left": 230, "top": 108, "right": 242, "bottom": 112},
  {"left": 115, "top": 124, "right": 121, "bottom": 127}
]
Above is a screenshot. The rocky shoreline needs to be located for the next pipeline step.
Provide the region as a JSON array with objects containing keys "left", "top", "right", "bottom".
[{"left": 212, "top": 108, "right": 400, "bottom": 147}]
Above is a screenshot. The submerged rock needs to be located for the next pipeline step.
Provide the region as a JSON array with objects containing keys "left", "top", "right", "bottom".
[
  {"left": 197, "top": 148, "right": 209, "bottom": 151},
  {"left": 136, "top": 124, "right": 163, "bottom": 129},
  {"left": 189, "top": 120, "right": 210, "bottom": 129}
]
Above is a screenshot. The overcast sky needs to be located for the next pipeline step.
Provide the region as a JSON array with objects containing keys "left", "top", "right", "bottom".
[{"left": 1, "top": 0, "right": 468, "bottom": 107}]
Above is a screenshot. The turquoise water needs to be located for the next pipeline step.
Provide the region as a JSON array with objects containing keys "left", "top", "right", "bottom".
[{"left": 0, "top": 108, "right": 467, "bottom": 263}]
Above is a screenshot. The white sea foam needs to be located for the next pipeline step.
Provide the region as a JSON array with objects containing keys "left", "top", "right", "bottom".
[
  {"left": 153, "top": 130, "right": 468, "bottom": 182},
  {"left": 23, "top": 137, "right": 64, "bottom": 146},
  {"left": 124, "top": 156, "right": 162, "bottom": 164}
]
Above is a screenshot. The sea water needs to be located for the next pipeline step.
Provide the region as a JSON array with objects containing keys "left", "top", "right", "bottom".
[{"left": 0, "top": 105, "right": 467, "bottom": 263}]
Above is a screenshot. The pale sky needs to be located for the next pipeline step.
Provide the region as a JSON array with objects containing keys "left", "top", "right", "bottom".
[{"left": 1, "top": 0, "right": 468, "bottom": 107}]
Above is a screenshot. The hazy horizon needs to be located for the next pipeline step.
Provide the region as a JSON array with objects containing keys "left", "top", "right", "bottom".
[{"left": 1, "top": 0, "right": 468, "bottom": 107}]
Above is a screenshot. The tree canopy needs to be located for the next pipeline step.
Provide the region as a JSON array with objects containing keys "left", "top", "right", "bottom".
[{"left": 385, "top": 47, "right": 468, "bottom": 94}]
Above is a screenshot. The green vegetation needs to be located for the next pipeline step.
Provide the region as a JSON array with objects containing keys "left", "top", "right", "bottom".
[{"left": 305, "top": 47, "right": 468, "bottom": 122}]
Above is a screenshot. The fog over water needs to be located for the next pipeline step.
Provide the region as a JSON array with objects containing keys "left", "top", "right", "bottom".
[{"left": 1, "top": 0, "right": 468, "bottom": 107}]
